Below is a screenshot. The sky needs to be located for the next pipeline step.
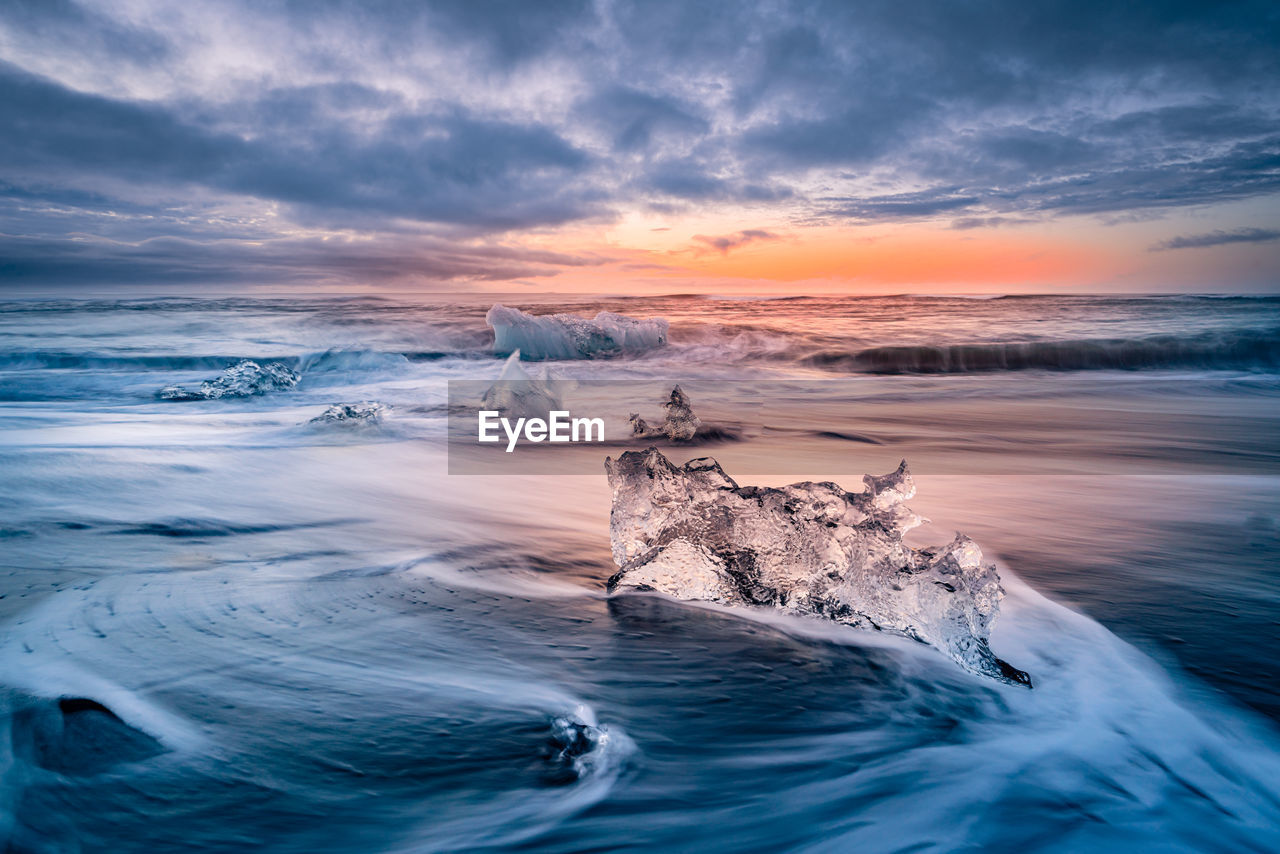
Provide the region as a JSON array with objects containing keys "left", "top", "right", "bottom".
[{"left": 0, "top": 0, "right": 1278, "bottom": 295}]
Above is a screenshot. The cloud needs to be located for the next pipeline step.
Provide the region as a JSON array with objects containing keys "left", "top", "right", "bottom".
[
  {"left": 0, "top": 0, "right": 1278, "bottom": 287},
  {"left": 0, "top": 230, "right": 612, "bottom": 287},
  {"left": 0, "top": 0, "right": 170, "bottom": 66},
  {"left": 693, "top": 229, "right": 780, "bottom": 254},
  {"left": 374, "top": 0, "right": 595, "bottom": 67},
  {"left": 1151, "top": 227, "right": 1280, "bottom": 251},
  {"left": 577, "top": 86, "right": 709, "bottom": 153},
  {"left": 950, "top": 216, "right": 1026, "bottom": 230},
  {"left": 0, "top": 62, "right": 599, "bottom": 232}
]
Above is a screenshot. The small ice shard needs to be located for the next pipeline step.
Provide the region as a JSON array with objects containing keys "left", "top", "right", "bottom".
[
  {"left": 480, "top": 349, "right": 564, "bottom": 420},
  {"left": 309, "top": 402, "right": 389, "bottom": 424},
  {"left": 159, "top": 359, "right": 299, "bottom": 400},
  {"left": 630, "top": 385, "right": 702, "bottom": 442},
  {"left": 545, "top": 714, "right": 604, "bottom": 784},
  {"left": 604, "top": 448, "right": 1030, "bottom": 685},
  {"left": 543, "top": 705, "right": 629, "bottom": 784},
  {"left": 486, "top": 304, "right": 668, "bottom": 360}
]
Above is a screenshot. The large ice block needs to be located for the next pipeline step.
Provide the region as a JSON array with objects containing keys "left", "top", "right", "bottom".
[{"left": 605, "top": 448, "right": 1030, "bottom": 685}]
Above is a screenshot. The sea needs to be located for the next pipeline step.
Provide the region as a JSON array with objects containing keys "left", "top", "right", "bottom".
[{"left": 1, "top": 293, "right": 1278, "bottom": 852}]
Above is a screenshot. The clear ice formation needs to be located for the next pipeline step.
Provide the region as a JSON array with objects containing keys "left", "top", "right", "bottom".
[
  {"left": 546, "top": 713, "right": 607, "bottom": 783},
  {"left": 604, "top": 448, "right": 1031, "bottom": 685},
  {"left": 159, "top": 359, "right": 299, "bottom": 400},
  {"left": 487, "top": 304, "right": 669, "bottom": 360},
  {"left": 630, "top": 385, "right": 702, "bottom": 441},
  {"left": 480, "top": 350, "right": 564, "bottom": 419},
  {"left": 309, "top": 402, "right": 389, "bottom": 424}
]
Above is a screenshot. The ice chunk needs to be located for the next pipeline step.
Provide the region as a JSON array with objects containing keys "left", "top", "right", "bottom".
[
  {"left": 487, "top": 304, "right": 668, "bottom": 360},
  {"left": 609, "top": 539, "right": 738, "bottom": 602},
  {"left": 862, "top": 460, "right": 926, "bottom": 535},
  {"left": 630, "top": 385, "right": 702, "bottom": 441},
  {"left": 604, "top": 448, "right": 1030, "bottom": 685},
  {"left": 309, "top": 402, "right": 389, "bottom": 424},
  {"left": 159, "top": 359, "right": 299, "bottom": 400},
  {"left": 480, "top": 349, "right": 564, "bottom": 420},
  {"left": 544, "top": 705, "right": 632, "bottom": 783}
]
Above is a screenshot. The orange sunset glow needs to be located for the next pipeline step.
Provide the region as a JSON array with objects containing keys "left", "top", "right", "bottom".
[{"left": 523, "top": 222, "right": 1110, "bottom": 293}]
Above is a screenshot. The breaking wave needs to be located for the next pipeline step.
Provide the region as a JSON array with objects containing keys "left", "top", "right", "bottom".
[
  {"left": 487, "top": 304, "right": 669, "bottom": 360},
  {"left": 806, "top": 328, "right": 1280, "bottom": 374},
  {"left": 5, "top": 324, "right": 1277, "bottom": 386}
]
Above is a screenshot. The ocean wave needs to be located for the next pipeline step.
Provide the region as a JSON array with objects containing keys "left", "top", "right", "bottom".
[
  {"left": 487, "top": 304, "right": 669, "bottom": 360},
  {"left": 297, "top": 349, "right": 411, "bottom": 374},
  {"left": 0, "top": 348, "right": 470, "bottom": 374},
  {"left": 808, "top": 328, "right": 1280, "bottom": 374},
  {"left": 0, "top": 351, "right": 256, "bottom": 371},
  {"left": 0, "top": 557, "right": 636, "bottom": 853}
]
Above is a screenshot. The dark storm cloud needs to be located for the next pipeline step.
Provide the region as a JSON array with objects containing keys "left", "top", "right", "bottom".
[
  {"left": 1, "top": 0, "right": 1278, "bottom": 287},
  {"left": 576, "top": 86, "right": 709, "bottom": 153},
  {"left": 0, "top": 231, "right": 611, "bottom": 286},
  {"left": 289, "top": 0, "right": 595, "bottom": 66},
  {"left": 829, "top": 134, "right": 1280, "bottom": 221},
  {"left": 0, "top": 0, "right": 169, "bottom": 64},
  {"left": 1152, "top": 228, "right": 1280, "bottom": 251},
  {"left": 0, "top": 62, "right": 596, "bottom": 231}
]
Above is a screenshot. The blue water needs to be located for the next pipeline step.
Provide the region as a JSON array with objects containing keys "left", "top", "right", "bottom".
[{"left": 1, "top": 294, "right": 1279, "bottom": 852}]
